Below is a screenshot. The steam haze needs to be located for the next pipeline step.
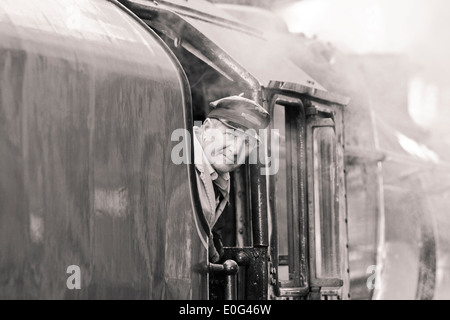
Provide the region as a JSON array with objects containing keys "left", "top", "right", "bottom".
[{"left": 273, "top": 0, "right": 450, "bottom": 300}]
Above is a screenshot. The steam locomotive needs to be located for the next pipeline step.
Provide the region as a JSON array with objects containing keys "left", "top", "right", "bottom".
[{"left": 0, "top": 0, "right": 439, "bottom": 300}]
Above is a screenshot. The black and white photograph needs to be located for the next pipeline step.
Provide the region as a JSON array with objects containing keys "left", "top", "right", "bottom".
[{"left": 0, "top": 0, "right": 449, "bottom": 306}]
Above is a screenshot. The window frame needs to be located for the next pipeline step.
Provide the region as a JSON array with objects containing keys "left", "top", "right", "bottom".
[
  {"left": 306, "top": 106, "right": 344, "bottom": 288},
  {"left": 268, "top": 94, "right": 310, "bottom": 297}
]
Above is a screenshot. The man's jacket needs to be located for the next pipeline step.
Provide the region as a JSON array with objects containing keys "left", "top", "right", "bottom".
[
  {"left": 193, "top": 126, "right": 230, "bottom": 229},
  {"left": 193, "top": 126, "right": 230, "bottom": 262}
]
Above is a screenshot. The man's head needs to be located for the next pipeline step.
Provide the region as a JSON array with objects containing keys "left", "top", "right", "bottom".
[{"left": 200, "top": 95, "right": 271, "bottom": 174}]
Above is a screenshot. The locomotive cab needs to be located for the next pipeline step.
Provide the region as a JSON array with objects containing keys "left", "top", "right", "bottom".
[{"left": 119, "top": 0, "right": 351, "bottom": 300}]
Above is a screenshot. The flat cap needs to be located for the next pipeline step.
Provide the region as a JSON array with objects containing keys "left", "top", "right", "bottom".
[{"left": 207, "top": 96, "right": 271, "bottom": 134}]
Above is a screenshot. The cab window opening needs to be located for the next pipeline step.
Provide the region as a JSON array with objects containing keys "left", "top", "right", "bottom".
[
  {"left": 271, "top": 100, "right": 305, "bottom": 289},
  {"left": 163, "top": 34, "right": 254, "bottom": 247}
]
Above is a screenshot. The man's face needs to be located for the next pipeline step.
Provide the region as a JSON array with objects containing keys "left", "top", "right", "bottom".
[{"left": 200, "top": 118, "right": 257, "bottom": 174}]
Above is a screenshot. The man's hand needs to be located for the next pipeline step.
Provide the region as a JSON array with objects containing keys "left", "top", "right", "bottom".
[{"left": 208, "top": 231, "right": 224, "bottom": 263}]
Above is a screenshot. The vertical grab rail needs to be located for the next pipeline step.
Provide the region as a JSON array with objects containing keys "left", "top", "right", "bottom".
[{"left": 209, "top": 260, "right": 239, "bottom": 300}]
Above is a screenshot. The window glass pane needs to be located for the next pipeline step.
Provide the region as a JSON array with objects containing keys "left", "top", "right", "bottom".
[
  {"left": 273, "top": 104, "right": 289, "bottom": 281},
  {"left": 313, "top": 126, "right": 340, "bottom": 278}
]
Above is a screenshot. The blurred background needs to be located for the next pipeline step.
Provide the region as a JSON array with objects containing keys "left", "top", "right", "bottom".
[{"left": 211, "top": 0, "right": 450, "bottom": 300}]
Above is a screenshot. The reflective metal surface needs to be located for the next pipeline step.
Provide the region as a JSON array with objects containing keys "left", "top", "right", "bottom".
[{"left": 0, "top": 0, "right": 207, "bottom": 299}]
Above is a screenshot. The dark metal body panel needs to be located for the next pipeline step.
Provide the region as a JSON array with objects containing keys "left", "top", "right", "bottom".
[{"left": 0, "top": 0, "right": 207, "bottom": 299}]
